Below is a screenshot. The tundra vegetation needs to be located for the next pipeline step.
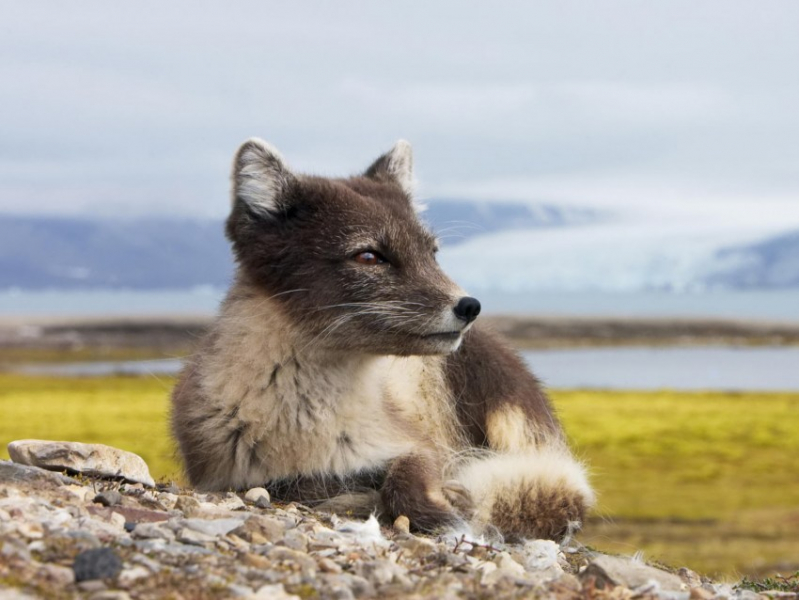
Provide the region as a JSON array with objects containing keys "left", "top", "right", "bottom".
[{"left": 1, "top": 372, "right": 797, "bottom": 578}]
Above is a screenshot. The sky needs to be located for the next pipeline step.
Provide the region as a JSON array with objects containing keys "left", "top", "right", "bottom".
[{"left": 1, "top": 1, "right": 799, "bottom": 226}]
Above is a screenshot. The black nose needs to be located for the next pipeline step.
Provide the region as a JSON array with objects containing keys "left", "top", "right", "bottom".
[{"left": 453, "top": 296, "right": 481, "bottom": 323}]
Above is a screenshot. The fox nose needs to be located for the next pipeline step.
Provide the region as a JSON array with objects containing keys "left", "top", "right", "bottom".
[{"left": 453, "top": 296, "right": 481, "bottom": 324}]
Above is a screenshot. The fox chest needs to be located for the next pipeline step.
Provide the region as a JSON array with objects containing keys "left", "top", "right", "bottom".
[{"left": 215, "top": 357, "right": 414, "bottom": 483}]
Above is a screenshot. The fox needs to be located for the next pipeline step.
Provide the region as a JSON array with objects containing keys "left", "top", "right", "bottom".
[{"left": 171, "top": 138, "right": 594, "bottom": 542}]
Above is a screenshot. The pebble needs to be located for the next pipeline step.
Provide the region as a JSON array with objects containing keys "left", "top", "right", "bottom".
[
  {"left": 93, "top": 490, "right": 123, "bottom": 507},
  {"left": 392, "top": 515, "right": 410, "bottom": 534},
  {"left": 318, "top": 557, "right": 343, "bottom": 574},
  {"left": 72, "top": 547, "right": 123, "bottom": 582},
  {"left": 0, "top": 452, "right": 732, "bottom": 600},
  {"left": 252, "top": 584, "right": 301, "bottom": 600},
  {"left": 244, "top": 487, "right": 271, "bottom": 504}
]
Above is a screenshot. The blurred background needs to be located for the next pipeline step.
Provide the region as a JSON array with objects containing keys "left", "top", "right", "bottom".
[{"left": 1, "top": 1, "right": 798, "bottom": 580}]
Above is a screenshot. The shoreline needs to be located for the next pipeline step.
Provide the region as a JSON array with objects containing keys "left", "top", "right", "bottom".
[{"left": 1, "top": 314, "right": 799, "bottom": 365}]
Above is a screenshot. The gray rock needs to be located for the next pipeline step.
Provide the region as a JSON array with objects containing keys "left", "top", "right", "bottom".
[
  {"left": 72, "top": 547, "right": 123, "bottom": 582},
  {"left": 244, "top": 487, "right": 271, "bottom": 504},
  {"left": 0, "top": 459, "right": 76, "bottom": 487},
  {"left": 93, "top": 490, "right": 123, "bottom": 507},
  {"left": 580, "top": 554, "right": 685, "bottom": 592},
  {"left": 8, "top": 440, "right": 155, "bottom": 487},
  {"left": 181, "top": 516, "right": 248, "bottom": 537}
]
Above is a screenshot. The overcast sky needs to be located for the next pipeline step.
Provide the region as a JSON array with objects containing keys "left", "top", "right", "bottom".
[{"left": 1, "top": 1, "right": 798, "bottom": 223}]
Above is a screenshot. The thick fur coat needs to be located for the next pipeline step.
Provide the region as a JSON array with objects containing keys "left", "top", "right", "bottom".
[{"left": 171, "top": 139, "right": 594, "bottom": 541}]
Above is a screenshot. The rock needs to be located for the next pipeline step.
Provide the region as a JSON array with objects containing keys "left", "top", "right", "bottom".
[
  {"left": 8, "top": 440, "right": 155, "bottom": 487},
  {"left": 37, "top": 563, "right": 76, "bottom": 586},
  {"left": 282, "top": 529, "right": 309, "bottom": 552},
  {"left": 117, "top": 566, "right": 150, "bottom": 588},
  {"left": 130, "top": 522, "right": 175, "bottom": 541},
  {"left": 393, "top": 515, "right": 410, "bottom": 534},
  {"left": 93, "top": 490, "right": 123, "bottom": 507},
  {"left": 318, "top": 557, "right": 343, "bottom": 574},
  {"left": 88, "top": 504, "right": 169, "bottom": 524},
  {"left": 0, "top": 459, "right": 76, "bottom": 487},
  {"left": 90, "top": 591, "right": 133, "bottom": 600},
  {"left": 232, "top": 514, "right": 289, "bottom": 544},
  {"left": 251, "top": 584, "right": 301, "bottom": 600},
  {"left": 181, "top": 516, "right": 248, "bottom": 537},
  {"left": 72, "top": 547, "right": 123, "bottom": 582},
  {"left": 244, "top": 487, "right": 271, "bottom": 505},
  {"left": 580, "top": 554, "right": 685, "bottom": 592},
  {"left": 174, "top": 495, "right": 201, "bottom": 516}
]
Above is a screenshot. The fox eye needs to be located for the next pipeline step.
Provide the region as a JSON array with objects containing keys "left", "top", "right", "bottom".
[{"left": 353, "top": 251, "right": 387, "bottom": 266}]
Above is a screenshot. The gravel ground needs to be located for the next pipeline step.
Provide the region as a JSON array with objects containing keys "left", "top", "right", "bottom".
[{"left": 1, "top": 442, "right": 786, "bottom": 600}]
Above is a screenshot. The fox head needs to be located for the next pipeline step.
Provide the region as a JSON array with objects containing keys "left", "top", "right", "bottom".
[{"left": 225, "top": 138, "right": 481, "bottom": 356}]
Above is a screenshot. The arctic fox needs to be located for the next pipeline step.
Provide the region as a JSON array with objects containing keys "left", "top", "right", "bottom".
[{"left": 171, "top": 138, "right": 594, "bottom": 541}]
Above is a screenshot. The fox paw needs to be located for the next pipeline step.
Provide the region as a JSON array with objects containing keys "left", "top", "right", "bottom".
[{"left": 442, "top": 480, "right": 476, "bottom": 520}]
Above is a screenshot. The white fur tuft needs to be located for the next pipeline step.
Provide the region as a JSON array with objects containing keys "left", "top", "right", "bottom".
[
  {"left": 385, "top": 139, "right": 415, "bottom": 197},
  {"left": 333, "top": 514, "right": 389, "bottom": 547},
  {"left": 232, "top": 137, "right": 293, "bottom": 216}
]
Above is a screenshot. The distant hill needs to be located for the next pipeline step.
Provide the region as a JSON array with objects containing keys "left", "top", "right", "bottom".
[
  {"left": 2, "top": 201, "right": 797, "bottom": 292},
  {"left": 0, "top": 200, "right": 595, "bottom": 290},
  {"left": 0, "top": 216, "right": 232, "bottom": 289},
  {"left": 707, "top": 231, "right": 799, "bottom": 289}
]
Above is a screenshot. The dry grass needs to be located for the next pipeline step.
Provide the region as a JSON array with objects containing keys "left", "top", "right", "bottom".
[{"left": 1, "top": 375, "right": 797, "bottom": 578}]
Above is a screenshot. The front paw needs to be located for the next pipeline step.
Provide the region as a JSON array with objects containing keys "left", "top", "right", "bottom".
[
  {"left": 381, "top": 486, "right": 461, "bottom": 533},
  {"left": 442, "top": 480, "right": 476, "bottom": 520}
]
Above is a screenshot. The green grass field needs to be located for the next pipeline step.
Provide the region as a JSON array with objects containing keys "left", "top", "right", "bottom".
[{"left": 1, "top": 373, "right": 797, "bottom": 578}]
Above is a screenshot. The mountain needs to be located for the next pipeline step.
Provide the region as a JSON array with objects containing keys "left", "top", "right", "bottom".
[
  {"left": 1, "top": 201, "right": 797, "bottom": 292},
  {"left": 0, "top": 216, "right": 233, "bottom": 289},
  {"left": 706, "top": 231, "right": 799, "bottom": 289},
  {"left": 0, "top": 200, "right": 595, "bottom": 290}
]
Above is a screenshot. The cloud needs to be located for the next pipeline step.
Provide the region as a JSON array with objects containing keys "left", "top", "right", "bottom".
[{"left": 0, "top": 1, "right": 798, "bottom": 219}]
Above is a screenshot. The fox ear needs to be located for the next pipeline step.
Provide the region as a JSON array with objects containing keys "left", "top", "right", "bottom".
[
  {"left": 364, "top": 140, "right": 416, "bottom": 200},
  {"left": 231, "top": 138, "right": 296, "bottom": 217}
]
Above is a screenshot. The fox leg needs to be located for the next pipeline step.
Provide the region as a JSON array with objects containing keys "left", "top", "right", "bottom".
[
  {"left": 381, "top": 452, "right": 465, "bottom": 533},
  {"left": 446, "top": 328, "right": 595, "bottom": 542}
]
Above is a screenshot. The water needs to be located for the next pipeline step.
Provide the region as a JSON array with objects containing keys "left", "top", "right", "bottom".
[
  {"left": 16, "top": 346, "right": 799, "bottom": 391},
  {"left": 17, "top": 358, "right": 184, "bottom": 377},
  {"left": 2, "top": 287, "right": 799, "bottom": 322},
  {"left": 0, "top": 288, "right": 225, "bottom": 317},
  {"left": 522, "top": 346, "right": 799, "bottom": 391}
]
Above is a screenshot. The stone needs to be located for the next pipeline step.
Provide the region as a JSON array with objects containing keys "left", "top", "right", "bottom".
[
  {"left": 93, "top": 490, "right": 123, "bottom": 507},
  {"left": 244, "top": 487, "right": 271, "bottom": 504},
  {"left": 72, "top": 547, "right": 124, "bottom": 582},
  {"left": 37, "top": 563, "right": 76, "bottom": 586},
  {"left": 117, "top": 566, "right": 151, "bottom": 588},
  {"left": 181, "top": 516, "right": 248, "bottom": 537},
  {"left": 318, "top": 557, "right": 343, "bottom": 574},
  {"left": 177, "top": 527, "right": 216, "bottom": 545},
  {"left": 580, "top": 554, "right": 685, "bottom": 592},
  {"left": 393, "top": 515, "right": 410, "bottom": 534},
  {"left": 0, "top": 459, "right": 76, "bottom": 487},
  {"left": 232, "top": 514, "right": 288, "bottom": 544},
  {"left": 251, "top": 584, "right": 301, "bottom": 600},
  {"left": 175, "top": 495, "right": 202, "bottom": 516},
  {"left": 130, "top": 522, "right": 175, "bottom": 541},
  {"left": 90, "top": 592, "right": 132, "bottom": 600},
  {"left": 282, "top": 529, "right": 309, "bottom": 552},
  {"left": 8, "top": 440, "right": 155, "bottom": 487}
]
